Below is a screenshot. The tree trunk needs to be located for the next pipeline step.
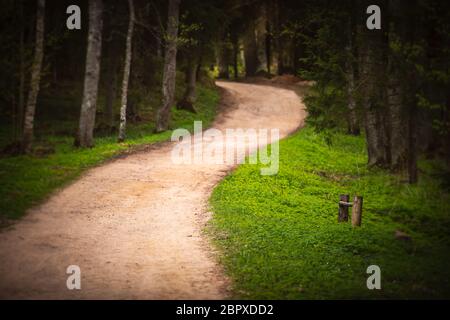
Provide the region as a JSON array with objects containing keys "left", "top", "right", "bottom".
[
  {"left": 217, "top": 42, "right": 230, "bottom": 79},
  {"left": 346, "top": 68, "right": 359, "bottom": 135},
  {"left": 243, "top": 19, "right": 259, "bottom": 77},
  {"left": 404, "top": 0, "right": 419, "bottom": 183},
  {"left": 387, "top": 0, "right": 419, "bottom": 182},
  {"left": 21, "top": 0, "right": 45, "bottom": 154},
  {"left": 16, "top": 0, "right": 26, "bottom": 141},
  {"left": 155, "top": 0, "right": 180, "bottom": 133},
  {"left": 358, "top": 1, "right": 389, "bottom": 167},
  {"left": 105, "top": 55, "right": 117, "bottom": 131},
  {"left": 232, "top": 38, "right": 239, "bottom": 79},
  {"left": 266, "top": 20, "right": 272, "bottom": 75},
  {"left": 387, "top": 0, "right": 407, "bottom": 173},
  {"left": 118, "top": 0, "right": 135, "bottom": 142},
  {"left": 177, "top": 57, "right": 197, "bottom": 113},
  {"left": 273, "top": 0, "right": 283, "bottom": 75},
  {"left": 387, "top": 73, "right": 408, "bottom": 171},
  {"left": 273, "top": 0, "right": 285, "bottom": 75},
  {"left": 255, "top": 4, "right": 268, "bottom": 73},
  {"left": 75, "top": 0, "right": 103, "bottom": 148},
  {"left": 408, "top": 100, "right": 418, "bottom": 183},
  {"left": 346, "top": 1, "right": 360, "bottom": 135}
]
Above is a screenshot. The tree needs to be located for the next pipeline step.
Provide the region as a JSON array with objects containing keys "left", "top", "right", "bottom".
[
  {"left": 118, "top": 0, "right": 135, "bottom": 142},
  {"left": 21, "top": 0, "right": 45, "bottom": 154},
  {"left": 177, "top": 50, "right": 199, "bottom": 113},
  {"left": 217, "top": 27, "right": 230, "bottom": 79},
  {"left": 358, "top": 0, "right": 390, "bottom": 168},
  {"left": 75, "top": 0, "right": 103, "bottom": 148},
  {"left": 155, "top": 0, "right": 181, "bottom": 133},
  {"left": 176, "top": 0, "right": 225, "bottom": 112},
  {"left": 387, "top": 0, "right": 409, "bottom": 174},
  {"left": 345, "top": 0, "right": 360, "bottom": 135},
  {"left": 103, "top": 1, "right": 121, "bottom": 133}
]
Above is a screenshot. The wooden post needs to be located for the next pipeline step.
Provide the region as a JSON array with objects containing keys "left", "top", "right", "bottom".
[
  {"left": 352, "top": 196, "right": 363, "bottom": 227},
  {"left": 338, "top": 194, "right": 350, "bottom": 222}
]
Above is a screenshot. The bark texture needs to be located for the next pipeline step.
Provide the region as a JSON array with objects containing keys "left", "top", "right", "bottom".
[
  {"left": 76, "top": 0, "right": 103, "bottom": 148},
  {"left": 156, "top": 0, "right": 180, "bottom": 133},
  {"left": 387, "top": 67, "right": 408, "bottom": 171},
  {"left": 118, "top": 0, "right": 135, "bottom": 142},
  {"left": 359, "top": 1, "right": 389, "bottom": 167},
  {"left": 254, "top": 3, "right": 268, "bottom": 73},
  {"left": 346, "top": 2, "right": 360, "bottom": 135},
  {"left": 21, "top": 0, "right": 45, "bottom": 153}
]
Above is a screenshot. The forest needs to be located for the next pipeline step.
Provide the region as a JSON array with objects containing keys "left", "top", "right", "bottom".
[{"left": 0, "top": 0, "right": 449, "bottom": 300}]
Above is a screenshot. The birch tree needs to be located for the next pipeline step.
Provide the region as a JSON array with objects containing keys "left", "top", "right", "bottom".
[
  {"left": 75, "top": 0, "right": 103, "bottom": 148},
  {"left": 21, "top": 0, "right": 45, "bottom": 153},
  {"left": 118, "top": 0, "right": 135, "bottom": 142}
]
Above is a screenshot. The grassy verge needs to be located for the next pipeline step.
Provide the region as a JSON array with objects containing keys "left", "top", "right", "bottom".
[
  {"left": 0, "top": 85, "right": 219, "bottom": 220},
  {"left": 209, "top": 127, "right": 450, "bottom": 299}
]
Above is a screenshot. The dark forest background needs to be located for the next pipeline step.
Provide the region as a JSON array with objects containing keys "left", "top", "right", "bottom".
[{"left": 0, "top": 0, "right": 449, "bottom": 182}]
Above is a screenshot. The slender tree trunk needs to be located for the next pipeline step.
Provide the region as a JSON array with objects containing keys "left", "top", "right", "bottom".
[
  {"left": 21, "top": 0, "right": 45, "bottom": 154},
  {"left": 196, "top": 49, "right": 203, "bottom": 82},
  {"left": 405, "top": 0, "right": 419, "bottom": 183},
  {"left": 243, "top": 19, "right": 258, "bottom": 77},
  {"left": 217, "top": 42, "right": 230, "bottom": 79},
  {"left": 177, "top": 57, "right": 197, "bottom": 113},
  {"left": 16, "top": 0, "right": 26, "bottom": 141},
  {"left": 346, "top": 2, "right": 359, "bottom": 135},
  {"left": 266, "top": 21, "right": 272, "bottom": 75},
  {"left": 387, "top": 73, "right": 407, "bottom": 171},
  {"left": 387, "top": 0, "right": 407, "bottom": 173},
  {"left": 232, "top": 37, "right": 239, "bottom": 79},
  {"left": 105, "top": 56, "right": 117, "bottom": 131},
  {"left": 408, "top": 100, "right": 418, "bottom": 183},
  {"left": 155, "top": 0, "right": 180, "bottom": 133},
  {"left": 445, "top": 94, "right": 450, "bottom": 166},
  {"left": 75, "top": 0, "right": 103, "bottom": 148},
  {"left": 273, "top": 0, "right": 284, "bottom": 75},
  {"left": 346, "top": 68, "right": 359, "bottom": 135},
  {"left": 358, "top": 1, "right": 389, "bottom": 167},
  {"left": 255, "top": 4, "right": 268, "bottom": 73},
  {"left": 118, "top": 0, "right": 135, "bottom": 142},
  {"left": 156, "top": 37, "right": 163, "bottom": 59},
  {"left": 387, "top": 0, "right": 419, "bottom": 182}
]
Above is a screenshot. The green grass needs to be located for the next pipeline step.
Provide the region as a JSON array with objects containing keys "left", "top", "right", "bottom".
[
  {"left": 0, "top": 85, "right": 220, "bottom": 220},
  {"left": 209, "top": 127, "right": 450, "bottom": 299}
]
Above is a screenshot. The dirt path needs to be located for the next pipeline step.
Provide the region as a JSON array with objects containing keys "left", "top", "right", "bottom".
[{"left": 0, "top": 81, "right": 306, "bottom": 299}]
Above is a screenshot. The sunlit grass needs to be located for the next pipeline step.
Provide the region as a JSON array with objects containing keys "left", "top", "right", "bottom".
[{"left": 209, "top": 127, "right": 450, "bottom": 299}]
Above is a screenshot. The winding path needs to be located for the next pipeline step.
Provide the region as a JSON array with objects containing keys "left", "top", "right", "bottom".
[{"left": 0, "top": 81, "right": 306, "bottom": 299}]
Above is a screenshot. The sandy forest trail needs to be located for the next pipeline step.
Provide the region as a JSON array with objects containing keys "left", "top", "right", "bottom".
[{"left": 0, "top": 81, "right": 306, "bottom": 299}]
